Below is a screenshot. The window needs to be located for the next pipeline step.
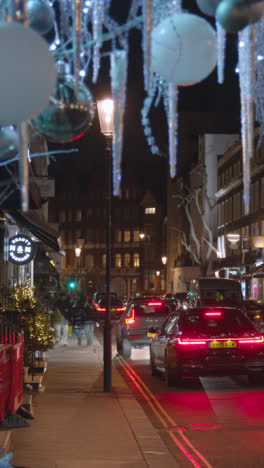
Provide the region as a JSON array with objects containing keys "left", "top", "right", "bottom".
[
  {"left": 75, "top": 209, "right": 82, "bottom": 222},
  {"left": 115, "top": 253, "right": 121, "bottom": 268},
  {"left": 133, "top": 253, "right": 140, "bottom": 267},
  {"left": 124, "top": 253, "right": 130, "bottom": 268},
  {"left": 86, "top": 229, "right": 93, "bottom": 242},
  {"left": 145, "top": 207, "right": 156, "bottom": 214},
  {"left": 87, "top": 208, "right": 93, "bottom": 216},
  {"left": 68, "top": 210, "right": 72, "bottom": 222},
  {"left": 59, "top": 210, "right": 65, "bottom": 223},
  {"left": 102, "top": 254, "right": 106, "bottom": 267},
  {"left": 124, "top": 230, "right": 130, "bottom": 242},
  {"left": 85, "top": 254, "right": 94, "bottom": 269},
  {"left": 116, "top": 230, "right": 122, "bottom": 242},
  {"left": 133, "top": 230, "right": 140, "bottom": 242}
]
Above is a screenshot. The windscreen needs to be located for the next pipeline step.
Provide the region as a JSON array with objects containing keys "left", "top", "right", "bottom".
[
  {"left": 200, "top": 287, "right": 242, "bottom": 307},
  {"left": 179, "top": 308, "right": 256, "bottom": 338},
  {"left": 133, "top": 303, "right": 171, "bottom": 316}
]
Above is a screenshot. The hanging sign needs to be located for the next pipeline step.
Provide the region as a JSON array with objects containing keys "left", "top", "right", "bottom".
[{"left": 8, "top": 235, "right": 36, "bottom": 265}]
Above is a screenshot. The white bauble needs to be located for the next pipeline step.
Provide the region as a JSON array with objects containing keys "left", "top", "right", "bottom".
[
  {"left": 0, "top": 22, "right": 56, "bottom": 125},
  {"left": 151, "top": 13, "right": 217, "bottom": 85}
]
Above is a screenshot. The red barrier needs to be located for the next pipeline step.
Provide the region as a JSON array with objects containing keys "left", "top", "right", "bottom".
[
  {"left": 7, "top": 342, "right": 24, "bottom": 415},
  {"left": 0, "top": 345, "right": 11, "bottom": 421}
]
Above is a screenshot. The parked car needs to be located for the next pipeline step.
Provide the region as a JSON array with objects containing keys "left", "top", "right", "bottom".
[
  {"left": 96, "top": 296, "right": 125, "bottom": 321},
  {"left": 244, "top": 300, "right": 264, "bottom": 333},
  {"left": 116, "top": 298, "right": 173, "bottom": 359},
  {"left": 150, "top": 306, "right": 264, "bottom": 386}
]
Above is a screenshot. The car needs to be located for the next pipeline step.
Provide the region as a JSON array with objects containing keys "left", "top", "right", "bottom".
[
  {"left": 150, "top": 306, "right": 264, "bottom": 387},
  {"left": 92, "top": 292, "right": 118, "bottom": 310},
  {"left": 116, "top": 298, "right": 173, "bottom": 359},
  {"left": 244, "top": 300, "right": 264, "bottom": 333},
  {"left": 96, "top": 296, "right": 125, "bottom": 321}
]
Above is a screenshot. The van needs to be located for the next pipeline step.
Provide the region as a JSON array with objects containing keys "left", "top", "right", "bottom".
[{"left": 188, "top": 278, "right": 243, "bottom": 308}]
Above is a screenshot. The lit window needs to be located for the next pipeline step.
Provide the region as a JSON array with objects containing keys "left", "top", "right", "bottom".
[
  {"left": 76, "top": 209, "right": 82, "bottom": 222},
  {"left": 133, "top": 230, "right": 140, "bottom": 242},
  {"left": 115, "top": 253, "right": 121, "bottom": 268},
  {"left": 102, "top": 254, "right": 106, "bottom": 267},
  {"left": 124, "top": 230, "right": 130, "bottom": 242},
  {"left": 116, "top": 230, "right": 122, "bottom": 242},
  {"left": 59, "top": 210, "right": 65, "bottom": 223},
  {"left": 124, "top": 253, "right": 130, "bottom": 268},
  {"left": 133, "top": 253, "right": 140, "bottom": 267},
  {"left": 145, "top": 207, "right": 156, "bottom": 214},
  {"left": 86, "top": 254, "right": 94, "bottom": 269}
]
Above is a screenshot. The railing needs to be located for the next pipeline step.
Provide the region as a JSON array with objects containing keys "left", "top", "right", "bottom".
[{"left": 0, "top": 312, "right": 23, "bottom": 345}]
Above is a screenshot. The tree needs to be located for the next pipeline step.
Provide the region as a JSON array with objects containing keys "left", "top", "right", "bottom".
[{"left": 170, "top": 166, "right": 217, "bottom": 277}]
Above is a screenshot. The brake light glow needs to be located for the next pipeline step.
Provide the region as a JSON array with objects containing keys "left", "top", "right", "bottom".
[
  {"left": 178, "top": 338, "right": 206, "bottom": 345},
  {"left": 238, "top": 336, "right": 264, "bottom": 343},
  {"left": 97, "top": 307, "right": 106, "bottom": 312},
  {"left": 117, "top": 307, "right": 125, "bottom": 312},
  {"left": 205, "top": 312, "right": 222, "bottom": 317},
  {"left": 148, "top": 302, "right": 162, "bottom": 307},
  {"left": 125, "top": 309, "right": 135, "bottom": 324}
]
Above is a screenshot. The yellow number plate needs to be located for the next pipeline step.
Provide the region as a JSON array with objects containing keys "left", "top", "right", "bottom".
[
  {"left": 111, "top": 309, "right": 116, "bottom": 312},
  {"left": 210, "top": 341, "right": 237, "bottom": 348},
  {"left": 147, "top": 332, "right": 156, "bottom": 337}
]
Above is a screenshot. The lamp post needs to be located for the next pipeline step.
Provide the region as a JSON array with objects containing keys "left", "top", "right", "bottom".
[
  {"left": 161, "top": 255, "right": 167, "bottom": 293},
  {"left": 97, "top": 98, "right": 114, "bottom": 393}
]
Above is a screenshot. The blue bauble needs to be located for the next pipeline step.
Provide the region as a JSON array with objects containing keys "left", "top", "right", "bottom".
[
  {"left": 27, "top": 0, "right": 55, "bottom": 35},
  {"left": 196, "top": 0, "right": 221, "bottom": 17},
  {"left": 31, "top": 66, "right": 95, "bottom": 143}
]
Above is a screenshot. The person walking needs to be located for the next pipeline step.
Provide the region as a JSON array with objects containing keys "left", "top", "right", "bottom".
[
  {"left": 83, "top": 295, "right": 98, "bottom": 346},
  {"left": 53, "top": 292, "right": 70, "bottom": 346},
  {"left": 71, "top": 294, "right": 85, "bottom": 346}
]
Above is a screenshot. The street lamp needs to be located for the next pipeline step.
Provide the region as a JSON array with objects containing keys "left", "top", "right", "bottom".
[{"left": 97, "top": 98, "right": 114, "bottom": 393}]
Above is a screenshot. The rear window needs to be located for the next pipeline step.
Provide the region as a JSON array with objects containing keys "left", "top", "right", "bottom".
[
  {"left": 99, "top": 298, "right": 123, "bottom": 307},
  {"left": 133, "top": 303, "right": 171, "bottom": 316},
  {"left": 179, "top": 308, "right": 256, "bottom": 338},
  {"left": 200, "top": 288, "right": 242, "bottom": 306}
]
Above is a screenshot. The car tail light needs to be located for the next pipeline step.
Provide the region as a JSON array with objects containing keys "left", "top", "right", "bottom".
[
  {"left": 117, "top": 307, "right": 125, "bottom": 312},
  {"left": 148, "top": 302, "right": 162, "bottom": 307},
  {"left": 238, "top": 336, "right": 264, "bottom": 344},
  {"left": 205, "top": 311, "right": 222, "bottom": 317},
  {"left": 97, "top": 307, "right": 106, "bottom": 312},
  {"left": 125, "top": 309, "right": 135, "bottom": 325},
  {"left": 177, "top": 338, "right": 206, "bottom": 345}
]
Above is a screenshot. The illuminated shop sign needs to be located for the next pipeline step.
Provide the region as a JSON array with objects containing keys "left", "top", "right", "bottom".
[{"left": 8, "top": 235, "right": 36, "bottom": 265}]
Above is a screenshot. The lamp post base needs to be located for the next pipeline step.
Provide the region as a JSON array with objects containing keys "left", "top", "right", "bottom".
[{"left": 103, "top": 322, "right": 112, "bottom": 392}]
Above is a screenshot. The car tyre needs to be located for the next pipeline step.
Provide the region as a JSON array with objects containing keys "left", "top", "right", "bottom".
[
  {"left": 165, "top": 356, "right": 181, "bottom": 387},
  {"left": 121, "top": 339, "right": 132, "bottom": 359},
  {"left": 150, "top": 351, "right": 158, "bottom": 376}
]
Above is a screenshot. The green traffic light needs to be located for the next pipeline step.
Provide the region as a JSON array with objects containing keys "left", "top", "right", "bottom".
[{"left": 67, "top": 279, "right": 77, "bottom": 289}]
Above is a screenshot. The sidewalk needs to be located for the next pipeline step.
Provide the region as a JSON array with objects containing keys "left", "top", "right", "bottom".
[{"left": 11, "top": 333, "right": 178, "bottom": 468}]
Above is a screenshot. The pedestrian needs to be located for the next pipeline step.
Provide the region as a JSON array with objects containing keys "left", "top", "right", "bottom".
[
  {"left": 83, "top": 295, "right": 98, "bottom": 346},
  {"left": 71, "top": 294, "right": 85, "bottom": 346},
  {"left": 53, "top": 292, "right": 70, "bottom": 346}
]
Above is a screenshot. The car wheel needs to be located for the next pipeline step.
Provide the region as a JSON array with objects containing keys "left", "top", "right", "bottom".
[
  {"left": 150, "top": 351, "right": 158, "bottom": 376},
  {"left": 121, "top": 339, "right": 132, "bottom": 359},
  {"left": 165, "top": 355, "right": 181, "bottom": 387}
]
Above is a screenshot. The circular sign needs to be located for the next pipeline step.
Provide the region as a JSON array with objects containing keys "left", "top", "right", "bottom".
[{"left": 9, "top": 235, "right": 36, "bottom": 265}]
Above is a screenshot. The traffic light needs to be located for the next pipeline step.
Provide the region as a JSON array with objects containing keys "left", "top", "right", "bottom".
[{"left": 66, "top": 278, "right": 77, "bottom": 290}]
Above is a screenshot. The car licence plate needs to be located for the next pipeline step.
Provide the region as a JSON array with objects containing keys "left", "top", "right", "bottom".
[
  {"left": 111, "top": 308, "right": 116, "bottom": 312},
  {"left": 147, "top": 332, "right": 156, "bottom": 337},
  {"left": 210, "top": 341, "right": 237, "bottom": 348}
]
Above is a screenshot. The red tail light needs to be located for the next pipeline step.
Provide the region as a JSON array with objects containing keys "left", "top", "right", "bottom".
[
  {"left": 238, "top": 336, "right": 264, "bottom": 344},
  {"left": 148, "top": 302, "right": 162, "bottom": 307},
  {"left": 178, "top": 338, "right": 206, "bottom": 345},
  {"left": 205, "top": 311, "right": 222, "bottom": 317},
  {"left": 97, "top": 307, "right": 106, "bottom": 312},
  {"left": 125, "top": 309, "right": 135, "bottom": 324},
  {"left": 117, "top": 307, "right": 125, "bottom": 312}
]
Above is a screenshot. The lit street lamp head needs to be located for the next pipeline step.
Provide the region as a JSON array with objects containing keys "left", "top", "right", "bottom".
[{"left": 97, "top": 98, "right": 114, "bottom": 136}]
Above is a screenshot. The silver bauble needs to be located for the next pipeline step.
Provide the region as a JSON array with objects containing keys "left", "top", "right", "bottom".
[
  {"left": 216, "top": 0, "right": 264, "bottom": 32},
  {"left": 27, "top": 0, "right": 55, "bottom": 35},
  {"left": 196, "top": 0, "right": 221, "bottom": 17},
  {"left": 0, "top": 126, "right": 19, "bottom": 161},
  {"left": 31, "top": 68, "right": 95, "bottom": 143}
]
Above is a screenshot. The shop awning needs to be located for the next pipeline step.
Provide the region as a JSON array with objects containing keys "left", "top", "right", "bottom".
[{"left": 5, "top": 209, "right": 61, "bottom": 252}]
